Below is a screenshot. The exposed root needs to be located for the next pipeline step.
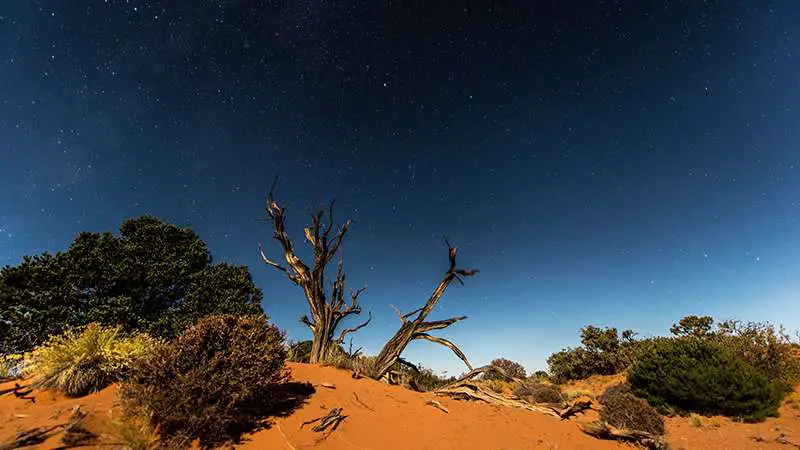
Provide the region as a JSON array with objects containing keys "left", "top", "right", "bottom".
[{"left": 578, "top": 421, "right": 669, "bottom": 450}]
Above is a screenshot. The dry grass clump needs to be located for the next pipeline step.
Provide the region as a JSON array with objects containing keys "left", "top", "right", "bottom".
[{"left": 22, "top": 323, "right": 156, "bottom": 396}]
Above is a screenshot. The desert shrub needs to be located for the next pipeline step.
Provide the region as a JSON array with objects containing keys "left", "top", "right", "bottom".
[
  {"left": 598, "top": 382, "right": 632, "bottom": 405},
  {"left": 22, "top": 323, "right": 156, "bottom": 396},
  {"left": 514, "top": 383, "right": 564, "bottom": 404},
  {"left": 547, "top": 325, "right": 644, "bottom": 382},
  {"left": 712, "top": 319, "right": 800, "bottom": 390},
  {"left": 670, "top": 315, "right": 715, "bottom": 337},
  {"left": 600, "top": 391, "right": 665, "bottom": 435},
  {"left": 628, "top": 337, "right": 784, "bottom": 422},
  {"left": 287, "top": 340, "right": 312, "bottom": 363},
  {"left": 120, "top": 314, "right": 290, "bottom": 448},
  {"left": 409, "top": 366, "right": 454, "bottom": 392},
  {"left": 485, "top": 358, "right": 527, "bottom": 380}
]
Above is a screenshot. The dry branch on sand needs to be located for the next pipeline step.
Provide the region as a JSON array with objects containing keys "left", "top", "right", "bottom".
[
  {"left": 301, "top": 407, "right": 348, "bottom": 433},
  {"left": 0, "top": 383, "right": 34, "bottom": 404},
  {"left": 578, "top": 421, "right": 669, "bottom": 450},
  {"left": 434, "top": 365, "right": 592, "bottom": 419}
]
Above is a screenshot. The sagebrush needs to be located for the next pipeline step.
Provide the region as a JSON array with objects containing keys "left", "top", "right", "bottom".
[{"left": 120, "top": 314, "right": 290, "bottom": 448}]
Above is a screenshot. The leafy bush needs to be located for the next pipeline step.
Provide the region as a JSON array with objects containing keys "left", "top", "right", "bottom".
[
  {"left": 0, "top": 216, "right": 263, "bottom": 354},
  {"left": 22, "top": 323, "right": 156, "bottom": 396},
  {"left": 628, "top": 337, "right": 784, "bottom": 422},
  {"left": 486, "top": 358, "right": 527, "bottom": 380},
  {"left": 287, "top": 340, "right": 313, "bottom": 363},
  {"left": 546, "top": 326, "right": 643, "bottom": 382},
  {"left": 712, "top": 319, "right": 800, "bottom": 390},
  {"left": 120, "top": 314, "right": 290, "bottom": 447},
  {"left": 514, "top": 383, "right": 564, "bottom": 404},
  {"left": 670, "top": 315, "right": 715, "bottom": 337},
  {"left": 600, "top": 391, "right": 665, "bottom": 435}
]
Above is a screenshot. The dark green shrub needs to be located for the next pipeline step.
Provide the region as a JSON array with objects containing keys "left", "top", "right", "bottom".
[
  {"left": 120, "top": 314, "right": 291, "bottom": 447},
  {"left": 486, "top": 358, "right": 527, "bottom": 380},
  {"left": 0, "top": 216, "right": 264, "bottom": 355},
  {"left": 547, "top": 325, "right": 644, "bottom": 382},
  {"left": 601, "top": 391, "right": 665, "bottom": 435},
  {"left": 628, "top": 337, "right": 784, "bottom": 422},
  {"left": 514, "top": 383, "right": 564, "bottom": 404},
  {"left": 670, "top": 315, "right": 715, "bottom": 337}
]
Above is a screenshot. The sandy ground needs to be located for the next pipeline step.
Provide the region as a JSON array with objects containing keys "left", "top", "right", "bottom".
[{"left": 1, "top": 363, "right": 799, "bottom": 449}]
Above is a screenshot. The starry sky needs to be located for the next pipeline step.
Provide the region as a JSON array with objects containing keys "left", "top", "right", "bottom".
[{"left": 1, "top": 1, "right": 799, "bottom": 375}]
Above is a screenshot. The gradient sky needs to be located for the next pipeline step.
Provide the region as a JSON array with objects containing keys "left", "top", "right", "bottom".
[{"left": 1, "top": 1, "right": 798, "bottom": 376}]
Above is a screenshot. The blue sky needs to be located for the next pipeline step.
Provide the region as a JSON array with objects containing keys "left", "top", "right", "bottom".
[{"left": 1, "top": 1, "right": 799, "bottom": 375}]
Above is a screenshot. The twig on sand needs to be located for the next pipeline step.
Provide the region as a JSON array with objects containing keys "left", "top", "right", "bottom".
[
  {"left": 352, "top": 392, "right": 374, "bottom": 411},
  {"left": 301, "top": 407, "right": 347, "bottom": 433},
  {"left": 425, "top": 399, "right": 449, "bottom": 413}
]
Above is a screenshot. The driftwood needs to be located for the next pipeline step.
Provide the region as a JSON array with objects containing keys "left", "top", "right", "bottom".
[
  {"left": 0, "top": 407, "right": 87, "bottom": 450},
  {"left": 434, "top": 365, "right": 593, "bottom": 419},
  {"left": 260, "top": 180, "right": 371, "bottom": 364},
  {"left": 301, "top": 407, "right": 347, "bottom": 433},
  {"left": 0, "top": 383, "right": 35, "bottom": 404},
  {"left": 578, "top": 421, "right": 668, "bottom": 450},
  {"left": 369, "top": 239, "right": 477, "bottom": 380}
]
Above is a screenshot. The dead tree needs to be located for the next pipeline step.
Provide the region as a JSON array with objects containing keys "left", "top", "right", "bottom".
[
  {"left": 259, "top": 186, "right": 371, "bottom": 364},
  {"left": 369, "top": 240, "right": 477, "bottom": 380}
]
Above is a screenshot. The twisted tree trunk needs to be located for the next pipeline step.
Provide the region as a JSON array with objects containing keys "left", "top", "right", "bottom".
[
  {"left": 370, "top": 240, "right": 477, "bottom": 380},
  {"left": 259, "top": 182, "right": 371, "bottom": 364}
]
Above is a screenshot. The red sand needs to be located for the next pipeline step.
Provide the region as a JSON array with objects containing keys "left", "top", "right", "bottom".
[{"left": 2, "top": 363, "right": 799, "bottom": 449}]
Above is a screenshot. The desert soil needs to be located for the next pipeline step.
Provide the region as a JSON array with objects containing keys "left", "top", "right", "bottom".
[{"left": 2, "top": 363, "right": 799, "bottom": 449}]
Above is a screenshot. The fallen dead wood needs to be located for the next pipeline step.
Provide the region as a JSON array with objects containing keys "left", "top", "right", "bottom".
[
  {"left": 434, "top": 365, "right": 593, "bottom": 420},
  {"left": 578, "top": 421, "right": 668, "bottom": 450},
  {"left": 301, "top": 407, "right": 347, "bottom": 433}
]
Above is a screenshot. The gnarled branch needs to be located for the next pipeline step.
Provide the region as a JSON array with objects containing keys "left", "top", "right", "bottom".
[{"left": 369, "top": 239, "right": 477, "bottom": 380}]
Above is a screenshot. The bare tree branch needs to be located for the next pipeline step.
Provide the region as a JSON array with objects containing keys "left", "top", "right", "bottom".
[
  {"left": 336, "top": 312, "right": 372, "bottom": 344},
  {"left": 259, "top": 182, "right": 370, "bottom": 363},
  {"left": 369, "top": 240, "right": 477, "bottom": 380},
  {"left": 413, "top": 333, "right": 473, "bottom": 371}
]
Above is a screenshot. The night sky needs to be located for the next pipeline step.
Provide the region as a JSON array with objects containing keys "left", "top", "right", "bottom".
[{"left": 2, "top": 1, "right": 799, "bottom": 375}]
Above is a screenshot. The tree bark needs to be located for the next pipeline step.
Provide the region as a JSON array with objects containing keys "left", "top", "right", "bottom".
[
  {"left": 370, "top": 240, "right": 477, "bottom": 380},
  {"left": 259, "top": 182, "right": 371, "bottom": 364}
]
